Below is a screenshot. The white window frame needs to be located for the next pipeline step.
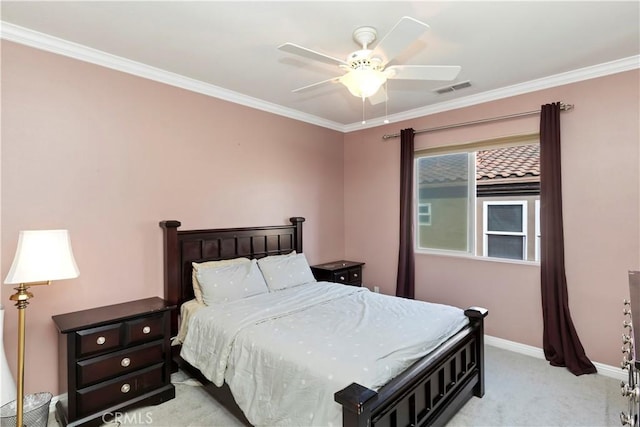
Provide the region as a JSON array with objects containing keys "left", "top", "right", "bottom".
[
  {"left": 482, "top": 200, "right": 528, "bottom": 260},
  {"left": 535, "top": 199, "right": 540, "bottom": 262}
]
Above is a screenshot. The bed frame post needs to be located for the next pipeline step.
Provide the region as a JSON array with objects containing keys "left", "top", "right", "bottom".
[
  {"left": 289, "top": 217, "right": 305, "bottom": 252},
  {"left": 334, "top": 383, "right": 378, "bottom": 427},
  {"left": 159, "top": 220, "right": 181, "bottom": 340},
  {"left": 464, "top": 306, "right": 488, "bottom": 397}
]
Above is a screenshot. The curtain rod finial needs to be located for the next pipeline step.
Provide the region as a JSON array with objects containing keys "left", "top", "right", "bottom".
[{"left": 560, "top": 103, "right": 574, "bottom": 111}]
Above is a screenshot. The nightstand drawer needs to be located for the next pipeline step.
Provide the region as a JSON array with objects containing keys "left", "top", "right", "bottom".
[
  {"left": 332, "top": 267, "right": 362, "bottom": 285},
  {"left": 333, "top": 271, "right": 350, "bottom": 284},
  {"left": 76, "top": 323, "right": 122, "bottom": 357},
  {"left": 348, "top": 268, "right": 362, "bottom": 284},
  {"left": 76, "top": 364, "right": 164, "bottom": 417},
  {"left": 77, "top": 342, "right": 163, "bottom": 387},
  {"left": 127, "top": 314, "right": 164, "bottom": 345}
]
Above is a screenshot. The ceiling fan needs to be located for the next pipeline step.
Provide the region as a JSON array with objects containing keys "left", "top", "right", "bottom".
[{"left": 278, "top": 16, "right": 462, "bottom": 105}]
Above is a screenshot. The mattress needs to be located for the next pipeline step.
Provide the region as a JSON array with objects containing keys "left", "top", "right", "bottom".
[{"left": 180, "top": 282, "right": 469, "bottom": 426}]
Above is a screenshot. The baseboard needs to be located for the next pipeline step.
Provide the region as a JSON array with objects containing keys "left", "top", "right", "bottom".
[{"left": 486, "top": 335, "right": 625, "bottom": 381}]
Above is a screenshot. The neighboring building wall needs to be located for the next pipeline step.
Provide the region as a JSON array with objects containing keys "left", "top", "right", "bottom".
[{"left": 418, "top": 195, "right": 468, "bottom": 251}]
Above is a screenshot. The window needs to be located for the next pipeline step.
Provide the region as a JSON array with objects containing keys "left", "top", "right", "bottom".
[
  {"left": 415, "top": 152, "right": 473, "bottom": 252},
  {"left": 483, "top": 201, "right": 527, "bottom": 260},
  {"left": 415, "top": 135, "right": 540, "bottom": 262},
  {"left": 418, "top": 202, "right": 432, "bottom": 226}
]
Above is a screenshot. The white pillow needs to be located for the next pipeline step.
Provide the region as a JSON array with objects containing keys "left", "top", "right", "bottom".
[
  {"left": 257, "top": 252, "right": 316, "bottom": 291},
  {"left": 192, "top": 257, "right": 250, "bottom": 304},
  {"left": 196, "top": 259, "right": 269, "bottom": 305}
]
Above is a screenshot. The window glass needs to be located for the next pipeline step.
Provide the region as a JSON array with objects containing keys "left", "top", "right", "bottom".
[
  {"left": 416, "top": 153, "right": 472, "bottom": 252},
  {"left": 487, "top": 235, "right": 525, "bottom": 259},
  {"left": 487, "top": 204, "right": 523, "bottom": 232}
]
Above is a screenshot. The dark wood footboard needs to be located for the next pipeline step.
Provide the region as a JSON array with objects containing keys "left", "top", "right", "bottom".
[
  {"left": 335, "top": 307, "right": 487, "bottom": 427},
  {"left": 179, "top": 307, "right": 486, "bottom": 427}
]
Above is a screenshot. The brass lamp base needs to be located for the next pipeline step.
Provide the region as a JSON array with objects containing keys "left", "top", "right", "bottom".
[{"left": 9, "top": 281, "right": 49, "bottom": 427}]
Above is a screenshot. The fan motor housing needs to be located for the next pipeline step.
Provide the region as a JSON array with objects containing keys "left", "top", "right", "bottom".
[{"left": 347, "top": 50, "right": 383, "bottom": 70}]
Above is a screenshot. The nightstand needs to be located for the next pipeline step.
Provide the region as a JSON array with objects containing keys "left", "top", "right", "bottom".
[
  {"left": 310, "top": 260, "right": 365, "bottom": 286},
  {"left": 52, "top": 297, "right": 176, "bottom": 427}
]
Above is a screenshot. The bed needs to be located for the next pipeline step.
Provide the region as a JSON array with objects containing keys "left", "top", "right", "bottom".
[{"left": 160, "top": 217, "right": 488, "bottom": 427}]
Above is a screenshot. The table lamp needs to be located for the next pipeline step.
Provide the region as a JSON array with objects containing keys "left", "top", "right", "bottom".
[{"left": 4, "top": 230, "right": 79, "bottom": 427}]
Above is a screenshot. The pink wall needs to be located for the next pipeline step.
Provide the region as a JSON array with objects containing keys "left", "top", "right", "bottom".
[
  {"left": 0, "top": 41, "right": 346, "bottom": 395},
  {"left": 345, "top": 69, "right": 640, "bottom": 368}
]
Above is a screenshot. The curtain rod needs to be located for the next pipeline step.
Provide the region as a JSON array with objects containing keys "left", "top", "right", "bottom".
[{"left": 382, "top": 102, "right": 574, "bottom": 140}]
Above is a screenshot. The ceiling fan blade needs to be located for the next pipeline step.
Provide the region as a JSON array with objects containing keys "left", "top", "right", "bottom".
[
  {"left": 291, "top": 76, "right": 342, "bottom": 93},
  {"left": 278, "top": 42, "right": 348, "bottom": 66},
  {"left": 372, "top": 16, "right": 430, "bottom": 66},
  {"left": 387, "top": 65, "right": 462, "bottom": 81},
  {"left": 368, "top": 87, "right": 387, "bottom": 105}
]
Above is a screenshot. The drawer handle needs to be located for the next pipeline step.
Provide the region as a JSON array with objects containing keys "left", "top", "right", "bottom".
[
  {"left": 121, "top": 383, "right": 131, "bottom": 393},
  {"left": 121, "top": 358, "right": 131, "bottom": 367},
  {"left": 340, "top": 276, "right": 345, "bottom": 281},
  {"left": 96, "top": 336, "right": 106, "bottom": 345},
  {"left": 353, "top": 273, "right": 358, "bottom": 278},
  {"left": 142, "top": 326, "right": 151, "bottom": 334}
]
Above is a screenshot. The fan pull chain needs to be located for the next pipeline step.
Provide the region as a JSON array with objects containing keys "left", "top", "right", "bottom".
[
  {"left": 384, "top": 81, "right": 390, "bottom": 124},
  {"left": 362, "top": 96, "right": 366, "bottom": 124}
]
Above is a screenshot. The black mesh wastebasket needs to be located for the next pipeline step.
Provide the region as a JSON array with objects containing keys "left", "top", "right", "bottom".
[{"left": 0, "top": 392, "right": 52, "bottom": 427}]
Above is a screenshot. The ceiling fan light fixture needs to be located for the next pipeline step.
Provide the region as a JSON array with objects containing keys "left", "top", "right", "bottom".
[
  {"left": 340, "top": 69, "right": 387, "bottom": 98},
  {"left": 280, "top": 16, "right": 461, "bottom": 107}
]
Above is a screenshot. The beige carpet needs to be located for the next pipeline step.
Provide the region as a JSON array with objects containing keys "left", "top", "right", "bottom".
[
  {"left": 446, "top": 345, "right": 623, "bottom": 426},
  {"left": 50, "top": 345, "right": 624, "bottom": 426}
]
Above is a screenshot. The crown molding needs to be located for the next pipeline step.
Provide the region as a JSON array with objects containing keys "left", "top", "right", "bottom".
[
  {"left": 344, "top": 55, "right": 640, "bottom": 132},
  {"left": 0, "top": 21, "right": 345, "bottom": 132},
  {"left": 2, "top": 21, "right": 638, "bottom": 134}
]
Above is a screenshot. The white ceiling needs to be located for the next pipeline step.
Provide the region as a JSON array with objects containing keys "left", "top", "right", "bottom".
[{"left": 1, "top": 1, "right": 639, "bottom": 132}]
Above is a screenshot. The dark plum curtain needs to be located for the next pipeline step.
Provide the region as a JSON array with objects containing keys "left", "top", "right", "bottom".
[
  {"left": 396, "top": 128, "right": 415, "bottom": 299},
  {"left": 540, "top": 102, "right": 596, "bottom": 376}
]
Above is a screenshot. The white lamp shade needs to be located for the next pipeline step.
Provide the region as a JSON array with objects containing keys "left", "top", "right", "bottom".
[{"left": 4, "top": 230, "right": 79, "bottom": 284}]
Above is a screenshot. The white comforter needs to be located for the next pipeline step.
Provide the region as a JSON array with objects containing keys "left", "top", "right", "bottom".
[{"left": 180, "top": 282, "right": 468, "bottom": 427}]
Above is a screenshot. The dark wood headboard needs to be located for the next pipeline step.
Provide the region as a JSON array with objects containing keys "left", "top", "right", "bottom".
[{"left": 159, "top": 217, "right": 305, "bottom": 336}]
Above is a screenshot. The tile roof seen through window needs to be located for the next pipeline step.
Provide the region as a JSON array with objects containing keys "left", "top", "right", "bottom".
[
  {"left": 418, "top": 153, "right": 469, "bottom": 184},
  {"left": 476, "top": 144, "right": 539, "bottom": 181},
  {"left": 418, "top": 144, "right": 540, "bottom": 184}
]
